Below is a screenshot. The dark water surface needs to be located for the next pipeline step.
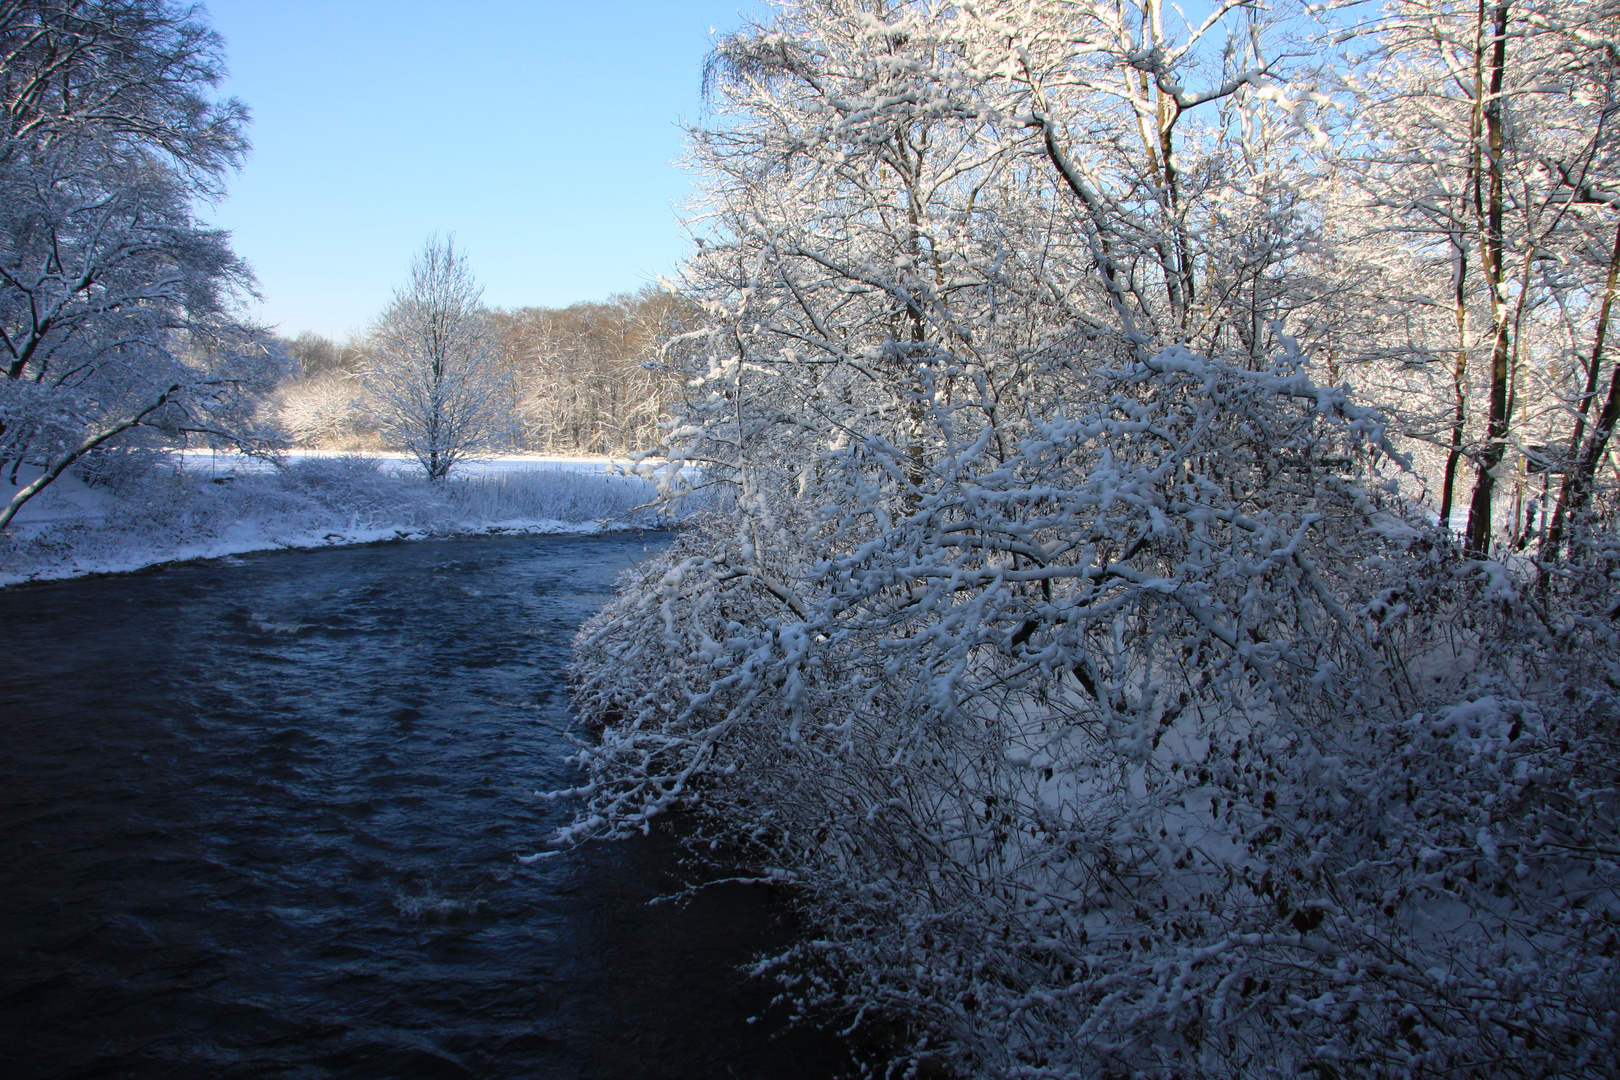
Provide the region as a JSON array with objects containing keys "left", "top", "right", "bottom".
[{"left": 0, "top": 535, "right": 850, "bottom": 1079}]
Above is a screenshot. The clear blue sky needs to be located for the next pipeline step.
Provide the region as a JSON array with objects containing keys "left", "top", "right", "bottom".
[{"left": 201, "top": 1, "right": 770, "bottom": 341}]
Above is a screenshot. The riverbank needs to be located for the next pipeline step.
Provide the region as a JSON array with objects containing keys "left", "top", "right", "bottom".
[{"left": 0, "top": 454, "right": 676, "bottom": 587}]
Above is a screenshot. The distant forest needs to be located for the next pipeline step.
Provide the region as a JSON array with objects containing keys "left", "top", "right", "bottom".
[{"left": 274, "top": 285, "right": 698, "bottom": 457}]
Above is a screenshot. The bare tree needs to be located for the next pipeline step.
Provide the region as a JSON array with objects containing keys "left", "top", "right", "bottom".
[
  {"left": 486, "top": 286, "right": 696, "bottom": 456},
  {"left": 282, "top": 330, "right": 365, "bottom": 380},
  {"left": 271, "top": 331, "right": 369, "bottom": 448},
  {"left": 364, "top": 236, "right": 513, "bottom": 482},
  {"left": 277, "top": 372, "right": 365, "bottom": 447}
]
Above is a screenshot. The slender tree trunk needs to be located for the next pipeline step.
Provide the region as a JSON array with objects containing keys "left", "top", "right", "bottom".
[
  {"left": 0, "top": 385, "right": 179, "bottom": 531},
  {"left": 1561, "top": 351, "right": 1620, "bottom": 527},
  {"left": 1465, "top": 0, "right": 1512, "bottom": 557},
  {"left": 1543, "top": 218, "right": 1620, "bottom": 559},
  {"left": 1439, "top": 235, "right": 1470, "bottom": 529}
]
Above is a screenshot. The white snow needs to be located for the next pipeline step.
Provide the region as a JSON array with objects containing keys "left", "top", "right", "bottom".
[
  {"left": 173, "top": 448, "right": 633, "bottom": 477},
  {"left": 0, "top": 454, "right": 696, "bottom": 587}
]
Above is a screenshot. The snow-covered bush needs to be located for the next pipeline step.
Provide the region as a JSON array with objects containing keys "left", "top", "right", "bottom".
[
  {"left": 569, "top": 339, "right": 1619, "bottom": 1075},
  {"left": 73, "top": 445, "right": 172, "bottom": 493},
  {"left": 277, "top": 373, "right": 370, "bottom": 448},
  {"left": 556, "top": 2, "right": 1620, "bottom": 1075}
]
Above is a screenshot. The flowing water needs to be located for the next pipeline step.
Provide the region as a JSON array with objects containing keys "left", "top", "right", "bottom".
[{"left": 0, "top": 535, "right": 851, "bottom": 1079}]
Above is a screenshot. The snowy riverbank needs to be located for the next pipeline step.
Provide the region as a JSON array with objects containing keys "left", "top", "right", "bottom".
[{"left": 0, "top": 453, "right": 675, "bottom": 586}]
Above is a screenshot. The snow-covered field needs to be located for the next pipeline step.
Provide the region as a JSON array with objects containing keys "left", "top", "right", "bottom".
[
  {"left": 173, "top": 448, "right": 633, "bottom": 478},
  {"left": 0, "top": 453, "right": 682, "bottom": 587}
]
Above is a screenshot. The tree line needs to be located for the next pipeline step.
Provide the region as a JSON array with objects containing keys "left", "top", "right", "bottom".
[{"left": 273, "top": 284, "right": 696, "bottom": 459}]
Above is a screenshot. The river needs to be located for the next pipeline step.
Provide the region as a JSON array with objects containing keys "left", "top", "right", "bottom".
[{"left": 0, "top": 534, "right": 851, "bottom": 1079}]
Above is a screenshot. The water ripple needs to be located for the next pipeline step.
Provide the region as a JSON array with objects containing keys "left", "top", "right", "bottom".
[{"left": 0, "top": 535, "right": 849, "bottom": 1079}]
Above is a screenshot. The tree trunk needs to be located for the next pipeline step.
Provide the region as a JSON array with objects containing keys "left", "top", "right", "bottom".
[
  {"left": 1543, "top": 218, "right": 1620, "bottom": 559},
  {"left": 1464, "top": 0, "right": 1511, "bottom": 558},
  {"left": 1439, "top": 236, "right": 1470, "bottom": 529},
  {"left": 0, "top": 385, "right": 179, "bottom": 531}
]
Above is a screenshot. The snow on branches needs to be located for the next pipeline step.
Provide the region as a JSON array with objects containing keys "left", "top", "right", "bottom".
[
  {"left": 572, "top": 336, "right": 1617, "bottom": 1074},
  {"left": 557, "top": 1, "right": 1620, "bottom": 1075},
  {"left": 363, "top": 236, "right": 515, "bottom": 483},
  {"left": 0, "top": 0, "right": 282, "bottom": 530}
]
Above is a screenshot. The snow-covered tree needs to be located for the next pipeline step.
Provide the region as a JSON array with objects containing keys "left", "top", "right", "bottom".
[
  {"left": 487, "top": 286, "right": 695, "bottom": 456},
  {"left": 0, "top": 0, "right": 282, "bottom": 530},
  {"left": 555, "top": 2, "right": 1620, "bottom": 1075},
  {"left": 277, "top": 371, "right": 365, "bottom": 447},
  {"left": 363, "top": 236, "right": 513, "bottom": 482},
  {"left": 1336, "top": 0, "right": 1620, "bottom": 555}
]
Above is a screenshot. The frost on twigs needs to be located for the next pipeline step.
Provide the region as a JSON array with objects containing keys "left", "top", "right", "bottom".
[
  {"left": 363, "top": 236, "right": 516, "bottom": 484},
  {"left": 564, "top": 343, "right": 1617, "bottom": 1075},
  {"left": 555, "top": 0, "right": 1620, "bottom": 1072},
  {"left": 0, "top": 0, "right": 283, "bottom": 532}
]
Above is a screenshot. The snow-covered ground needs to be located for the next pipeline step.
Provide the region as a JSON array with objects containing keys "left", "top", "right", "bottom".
[
  {"left": 0, "top": 453, "right": 687, "bottom": 587},
  {"left": 173, "top": 448, "right": 634, "bottom": 478}
]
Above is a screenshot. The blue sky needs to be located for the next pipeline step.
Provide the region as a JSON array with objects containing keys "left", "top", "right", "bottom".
[{"left": 201, "top": 1, "right": 770, "bottom": 340}]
